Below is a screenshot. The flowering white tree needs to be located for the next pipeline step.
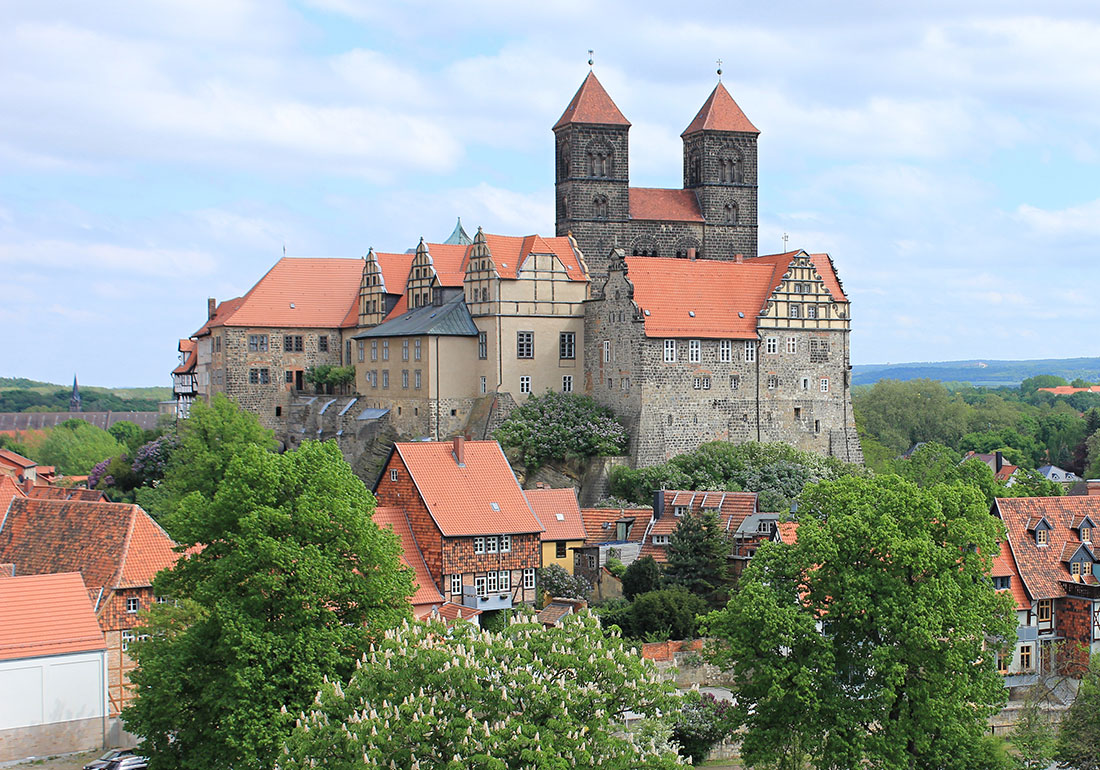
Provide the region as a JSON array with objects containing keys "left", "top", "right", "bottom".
[{"left": 279, "top": 612, "right": 685, "bottom": 770}]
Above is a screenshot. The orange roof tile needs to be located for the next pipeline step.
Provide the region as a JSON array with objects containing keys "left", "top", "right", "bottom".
[
  {"left": 1038, "top": 386, "right": 1100, "bottom": 395},
  {"left": 372, "top": 506, "right": 444, "bottom": 608},
  {"left": 0, "top": 449, "right": 36, "bottom": 470},
  {"left": 192, "top": 296, "right": 244, "bottom": 337},
  {"left": 28, "top": 487, "right": 105, "bottom": 502},
  {"left": 744, "top": 250, "right": 849, "bottom": 305},
  {"left": 216, "top": 257, "right": 364, "bottom": 330},
  {"left": 429, "top": 602, "right": 481, "bottom": 624},
  {"left": 0, "top": 572, "right": 106, "bottom": 661},
  {"left": 553, "top": 71, "right": 630, "bottom": 130},
  {"left": 995, "top": 497, "right": 1100, "bottom": 601},
  {"left": 481, "top": 233, "right": 587, "bottom": 281},
  {"left": 376, "top": 251, "right": 416, "bottom": 295},
  {"left": 0, "top": 475, "right": 26, "bottom": 515},
  {"left": 655, "top": 490, "right": 758, "bottom": 535},
  {"left": 625, "top": 256, "right": 775, "bottom": 339},
  {"left": 579, "top": 508, "right": 653, "bottom": 545},
  {"left": 0, "top": 498, "right": 179, "bottom": 597},
  {"left": 629, "top": 189, "right": 704, "bottom": 223},
  {"left": 776, "top": 520, "right": 799, "bottom": 546},
  {"left": 422, "top": 243, "right": 470, "bottom": 287},
  {"left": 173, "top": 339, "right": 197, "bottom": 374},
  {"left": 525, "top": 488, "right": 586, "bottom": 542},
  {"left": 992, "top": 540, "right": 1029, "bottom": 610},
  {"left": 391, "top": 441, "right": 543, "bottom": 538},
  {"left": 682, "top": 82, "right": 760, "bottom": 136}
]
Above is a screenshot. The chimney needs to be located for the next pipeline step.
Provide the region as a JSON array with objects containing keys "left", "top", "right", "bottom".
[
  {"left": 994, "top": 451, "right": 1004, "bottom": 473},
  {"left": 23, "top": 478, "right": 34, "bottom": 495},
  {"left": 453, "top": 435, "right": 465, "bottom": 466},
  {"left": 535, "top": 482, "right": 546, "bottom": 489},
  {"left": 687, "top": 247, "right": 696, "bottom": 261},
  {"left": 653, "top": 489, "right": 666, "bottom": 520},
  {"left": 1087, "top": 480, "right": 1100, "bottom": 497},
  {"left": 735, "top": 253, "right": 744, "bottom": 264},
  {"left": 207, "top": 298, "right": 217, "bottom": 319}
]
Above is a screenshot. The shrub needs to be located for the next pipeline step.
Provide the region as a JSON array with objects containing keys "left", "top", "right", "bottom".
[
  {"left": 537, "top": 564, "right": 591, "bottom": 601},
  {"left": 630, "top": 587, "right": 706, "bottom": 641},
  {"left": 622, "top": 555, "right": 661, "bottom": 600},
  {"left": 494, "top": 391, "right": 628, "bottom": 467},
  {"left": 671, "top": 691, "right": 737, "bottom": 764}
]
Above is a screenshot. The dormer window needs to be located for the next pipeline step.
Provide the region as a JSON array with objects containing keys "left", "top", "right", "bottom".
[
  {"left": 993, "top": 576, "right": 1011, "bottom": 590},
  {"left": 673, "top": 506, "right": 687, "bottom": 517},
  {"left": 1071, "top": 561, "right": 1082, "bottom": 577},
  {"left": 1036, "top": 529, "right": 1048, "bottom": 546},
  {"left": 653, "top": 534, "right": 669, "bottom": 546},
  {"left": 1082, "top": 526, "right": 1092, "bottom": 544}
]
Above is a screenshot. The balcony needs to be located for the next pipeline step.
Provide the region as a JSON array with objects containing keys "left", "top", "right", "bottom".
[
  {"left": 1003, "top": 672, "right": 1040, "bottom": 688},
  {"left": 1016, "top": 624, "right": 1038, "bottom": 642},
  {"left": 462, "top": 586, "right": 512, "bottom": 611}
]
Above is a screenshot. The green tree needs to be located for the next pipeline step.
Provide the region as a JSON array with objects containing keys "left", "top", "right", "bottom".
[
  {"left": 35, "top": 419, "right": 126, "bottom": 475},
  {"left": 109, "top": 420, "right": 146, "bottom": 454},
  {"left": 278, "top": 612, "right": 683, "bottom": 770},
  {"left": 852, "top": 378, "right": 970, "bottom": 453},
  {"left": 536, "top": 564, "right": 591, "bottom": 601},
  {"left": 664, "top": 509, "right": 730, "bottom": 608},
  {"left": 494, "top": 390, "right": 628, "bottom": 466},
  {"left": 703, "top": 475, "right": 1015, "bottom": 770},
  {"left": 622, "top": 555, "right": 662, "bottom": 600},
  {"left": 1011, "top": 686, "right": 1056, "bottom": 769},
  {"left": 670, "top": 691, "right": 736, "bottom": 765},
  {"left": 630, "top": 587, "right": 706, "bottom": 641},
  {"left": 124, "top": 440, "right": 413, "bottom": 770},
  {"left": 1054, "top": 656, "right": 1100, "bottom": 770},
  {"left": 1020, "top": 374, "right": 1067, "bottom": 394}
]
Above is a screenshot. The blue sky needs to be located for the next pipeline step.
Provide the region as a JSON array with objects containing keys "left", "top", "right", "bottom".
[{"left": 2, "top": 1, "right": 1098, "bottom": 387}]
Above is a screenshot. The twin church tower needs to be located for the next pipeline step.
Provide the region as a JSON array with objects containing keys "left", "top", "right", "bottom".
[{"left": 553, "top": 71, "right": 760, "bottom": 274}]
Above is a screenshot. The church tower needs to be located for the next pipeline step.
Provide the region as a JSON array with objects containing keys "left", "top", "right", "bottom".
[
  {"left": 553, "top": 71, "right": 630, "bottom": 274},
  {"left": 682, "top": 82, "right": 759, "bottom": 258},
  {"left": 69, "top": 375, "right": 82, "bottom": 412}
]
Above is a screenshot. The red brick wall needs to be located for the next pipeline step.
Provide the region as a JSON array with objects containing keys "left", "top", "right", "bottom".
[
  {"left": 442, "top": 533, "right": 540, "bottom": 575},
  {"left": 98, "top": 587, "right": 156, "bottom": 715},
  {"left": 375, "top": 452, "right": 444, "bottom": 587},
  {"left": 641, "top": 638, "right": 704, "bottom": 661},
  {"left": 1056, "top": 597, "right": 1093, "bottom": 675}
]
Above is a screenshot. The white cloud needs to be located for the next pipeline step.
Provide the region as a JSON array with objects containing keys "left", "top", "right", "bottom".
[{"left": 1016, "top": 199, "right": 1100, "bottom": 237}]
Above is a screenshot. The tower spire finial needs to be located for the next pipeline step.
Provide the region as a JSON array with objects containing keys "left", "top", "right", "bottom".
[
  {"left": 716, "top": 59, "right": 723, "bottom": 81},
  {"left": 588, "top": 49, "right": 594, "bottom": 68}
]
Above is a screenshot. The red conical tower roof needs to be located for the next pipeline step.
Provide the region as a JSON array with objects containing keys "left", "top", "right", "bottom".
[
  {"left": 553, "top": 71, "right": 631, "bottom": 130},
  {"left": 681, "top": 82, "right": 759, "bottom": 136}
]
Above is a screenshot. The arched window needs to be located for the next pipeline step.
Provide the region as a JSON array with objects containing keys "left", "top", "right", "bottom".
[
  {"left": 688, "top": 151, "right": 701, "bottom": 185},
  {"left": 718, "top": 152, "right": 743, "bottom": 183},
  {"left": 724, "top": 202, "right": 738, "bottom": 224},
  {"left": 558, "top": 138, "right": 570, "bottom": 177},
  {"left": 593, "top": 195, "right": 609, "bottom": 219},
  {"left": 586, "top": 141, "right": 613, "bottom": 178}
]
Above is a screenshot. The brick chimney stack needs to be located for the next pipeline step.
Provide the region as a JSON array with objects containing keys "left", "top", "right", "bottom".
[
  {"left": 1087, "top": 480, "right": 1100, "bottom": 496},
  {"left": 735, "top": 253, "right": 744, "bottom": 264},
  {"left": 687, "top": 247, "right": 696, "bottom": 261},
  {"left": 453, "top": 435, "right": 465, "bottom": 466},
  {"left": 208, "top": 298, "right": 217, "bottom": 319}
]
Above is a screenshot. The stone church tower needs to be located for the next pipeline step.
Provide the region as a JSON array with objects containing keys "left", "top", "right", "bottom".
[{"left": 555, "top": 72, "right": 760, "bottom": 275}]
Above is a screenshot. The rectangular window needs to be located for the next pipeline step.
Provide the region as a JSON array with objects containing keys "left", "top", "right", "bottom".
[
  {"left": 475, "top": 576, "right": 488, "bottom": 596},
  {"left": 807, "top": 305, "right": 817, "bottom": 319},
  {"left": 370, "top": 370, "right": 378, "bottom": 388},
  {"left": 767, "top": 375, "right": 779, "bottom": 389},
  {"left": 127, "top": 597, "right": 140, "bottom": 613},
  {"left": 745, "top": 341, "right": 756, "bottom": 362},
  {"left": 523, "top": 568, "right": 536, "bottom": 590},
  {"left": 319, "top": 335, "right": 329, "bottom": 352},
  {"left": 500, "top": 535, "right": 511, "bottom": 552},
  {"left": 401, "top": 370, "right": 409, "bottom": 389},
  {"left": 996, "top": 651, "right": 1008, "bottom": 674},
  {"left": 1037, "top": 599, "right": 1052, "bottom": 622},
  {"left": 284, "top": 335, "right": 303, "bottom": 352},
  {"left": 603, "top": 340, "right": 611, "bottom": 363},
  {"left": 215, "top": 336, "right": 221, "bottom": 353},
  {"left": 357, "top": 340, "right": 365, "bottom": 362},
  {"left": 719, "top": 340, "right": 732, "bottom": 363},
  {"left": 664, "top": 339, "right": 676, "bottom": 363},
  {"left": 371, "top": 340, "right": 378, "bottom": 361},
  {"left": 562, "top": 375, "right": 573, "bottom": 393},
  {"left": 520, "top": 376, "right": 531, "bottom": 394},
  {"left": 478, "top": 331, "right": 488, "bottom": 359},
  {"left": 1020, "top": 645, "right": 1033, "bottom": 670},
  {"left": 382, "top": 370, "right": 389, "bottom": 388},
  {"left": 285, "top": 370, "right": 293, "bottom": 384},
  {"left": 414, "top": 339, "right": 421, "bottom": 361},
  {"left": 820, "top": 378, "right": 829, "bottom": 393},
  {"left": 1071, "top": 561, "right": 1081, "bottom": 576},
  {"left": 766, "top": 337, "right": 778, "bottom": 354},
  {"left": 730, "top": 375, "right": 740, "bottom": 389},
  {"left": 474, "top": 537, "right": 485, "bottom": 554},
  {"left": 517, "top": 331, "right": 534, "bottom": 358},
  {"left": 498, "top": 570, "right": 510, "bottom": 591},
  {"left": 790, "top": 304, "right": 801, "bottom": 319},
  {"left": 122, "top": 630, "right": 134, "bottom": 651},
  {"left": 402, "top": 340, "right": 409, "bottom": 360},
  {"left": 480, "top": 376, "right": 487, "bottom": 394},
  {"left": 382, "top": 340, "right": 389, "bottom": 360},
  {"left": 701, "top": 377, "right": 711, "bottom": 389},
  {"left": 451, "top": 574, "right": 462, "bottom": 595},
  {"left": 249, "top": 369, "right": 259, "bottom": 384},
  {"left": 1036, "top": 529, "right": 1048, "bottom": 545},
  {"left": 486, "top": 571, "right": 499, "bottom": 592},
  {"left": 414, "top": 370, "right": 421, "bottom": 390},
  {"left": 248, "top": 334, "right": 268, "bottom": 352},
  {"left": 587, "top": 554, "right": 597, "bottom": 569},
  {"left": 994, "top": 576, "right": 1011, "bottom": 590},
  {"left": 1082, "top": 526, "right": 1092, "bottom": 543},
  {"left": 689, "top": 340, "right": 701, "bottom": 363},
  {"left": 786, "top": 336, "right": 797, "bottom": 354},
  {"left": 556, "top": 541, "right": 567, "bottom": 559},
  {"left": 487, "top": 536, "right": 498, "bottom": 554},
  {"left": 559, "top": 332, "right": 576, "bottom": 359},
  {"left": 653, "top": 534, "right": 669, "bottom": 546}
]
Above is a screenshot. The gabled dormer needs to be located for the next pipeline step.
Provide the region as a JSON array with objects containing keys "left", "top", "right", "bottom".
[
  {"left": 1062, "top": 541, "right": 1096, "bottom": 581},
  {"left": 1026, "top": 516, "right": 1053, "bottom": 546},
  {"left": 755, "top": 250, "right": 851, "bottom": 332},
  {"left": 406, "top": 239, "right": 439, "bottom": 310},
  {"left": 464, "top": 228, "right": 500, "bottom": 313},
  {"left": 358, "top": 249, "right": 387, "bottom": 327},
  {"left": 1073, "top": 515, "right": 1095, "bottom": 546}
]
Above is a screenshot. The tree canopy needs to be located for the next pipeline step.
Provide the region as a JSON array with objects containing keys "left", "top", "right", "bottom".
[
  {"left": 34, "top": 418, "right": 126, "bottom": 475},
  {"left": 493, "top": 390, "right": 628, "bottom": 467},
  {"left": 663, "top": 509, "right": 730, "bottom": 608},
  {"left": 1055, "top": 656, "right": 1100, "bottom": 770},
  {"left": 702, "top": 475, "right": 1015, "bottom": 770},
  {"left": 279, "top": 612, "right": 685, "bottom": 770},
  {"left": 124, "top": 440, "right": 413, "bottom": 770}
]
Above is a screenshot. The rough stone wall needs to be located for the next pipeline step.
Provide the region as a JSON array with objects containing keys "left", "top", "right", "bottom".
[
  {"left": 683, "top": 131, "right": 759, "bottom": 259},
  {"left": 0, "top": 718, "right": 106, "bottom": 763},
  {"left": 284, "top": 395, "right": 397, "bottom": 481}
]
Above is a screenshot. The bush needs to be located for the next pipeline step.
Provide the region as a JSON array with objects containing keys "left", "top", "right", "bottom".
[
  {"left": 537, "top": 564, "right": 591, "bottom": 601},
  {"left": 605, "top": 556, "right": 627, "bottom": 579},
  {"left": 671, "top": 691, "right": 737, "bottom": 764},
  {"left": 630, "top": 587, "right": 706, "bottom": 641},
  {"left": 622, "top": 555, "right": 661, "bottom": 600},
  {"left": 494, "top": 391, "right": 628, "bottom": 467}
]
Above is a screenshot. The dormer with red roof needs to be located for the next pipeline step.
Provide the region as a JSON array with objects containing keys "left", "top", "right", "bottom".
[
  {"left": 358, "top": 248, "right": 415, "bottom": 328},
  {"left": 373, "top": 438, "right": 543, "bottom": 614}
]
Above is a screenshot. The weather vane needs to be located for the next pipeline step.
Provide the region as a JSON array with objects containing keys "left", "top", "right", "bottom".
[
  {"left": 717, "top": 59, "right": 722, "bottom": 81},
  {"left": 782, "top": 232, "right": 789, "bottom": 250},
  {"left": 588, "top": 49, "right": 594, "bottom": 67}
]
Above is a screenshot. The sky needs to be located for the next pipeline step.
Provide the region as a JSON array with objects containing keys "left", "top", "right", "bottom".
[{"left": 3, "top": 1, "right": 1099, "bottom": 387}]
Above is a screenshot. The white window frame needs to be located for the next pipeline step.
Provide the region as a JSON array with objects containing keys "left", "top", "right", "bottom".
[
  {"left": 653, "top": 534, "right": 669, "bottom": 545},
  {"left": 126, "top": 597, "right": 140, "bottom": 613},
  {"left": 389, "top": 469, "right": 398, "bottom": 482},
  {"left": 500, "top": 535, "right": 511, "bottom": 552},
  {"left": 559, "top": 332, "right": 576, "bottom": 360},
  {"left": 523, "top": 568, "right": 536, "bottom": 590},
  {"left": 766, "top": 337, "right": 778, "bottom": 354},
  {"left": 487, "top": 536, "right": 499, "bottom": 554},
  {"left": 664, "top": 339, "right": 677, "bottom": 362},
  {"left": 790, "top": 304, "right": 801, "bottom": 319},
  {"left": 517, "top": 331, "right": 534, "bottom": 359},
  {"left": 498, "top": 570, "right": 511, "bottom": 591},
  {"left": 689, "top": 340, "right": 701, "bottom": 363},
  {"left": 474, "top": 536, "right": 485, "bottom": 554},
  {"left": 475, "top": 576, "right": 488, "bottom": 596},
  {"left": 603, "top": 340, "right": 611, "bottom": 363},
  {"left": 122, "top": 630, "right": 135, "bottom": 651},
  {"left": 820, "top": 378, "right": 829, "bottom": 393},
  {"left": 450, "top": 574, "right": 462, "bottom": 595},
  {"left": 562, "top": 375, "right": 573, "bottom": 393},
  {"left": 480, "top": 376, "right": 487, "bottom": 394},
  {"left": 519, "top": 376, "right": 531, "bottom": 394},
  {"left": 786, "top": 336, "right": 797, "bottom": 354},
  {"left": 744, "top": 341, "right": 756, "bottom": 362},
  {"left": 486, "top": 571, "right": 499, "bottom": 592},
  {"left": 719, "top": 340, "right": 732, "bottom": 363},
  {"left": 730, "top": 375, "right": 740, "bottom": 390}
]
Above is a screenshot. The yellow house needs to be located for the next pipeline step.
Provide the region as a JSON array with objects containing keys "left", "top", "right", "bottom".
[{"left": 525, "top": 486, "right": 586, "bottom": 575}]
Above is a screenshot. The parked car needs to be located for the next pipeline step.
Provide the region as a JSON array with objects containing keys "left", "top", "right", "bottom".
[
  {"left": 103, "top": 756, "right": 149, "bottom": 770},
  {"left": 84, "top": 750, "right": 134, "bottom": 770}
]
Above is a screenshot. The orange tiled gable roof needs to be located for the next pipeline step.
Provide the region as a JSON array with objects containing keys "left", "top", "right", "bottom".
[
  {"left": 1038, "top": 385, "right": 1100, "bottom": 395},
  {"left": 0, "top": 475, "right": 26, "bottom": 514},
  {"left": 682, "top": 82, "right": 760, "bottom": 136},
  {"left": 994, "top": 497, "right": 1100, "bottom": 601},
  {"left": 0, "top": 572, "right": 106, "bottom": 661},
  {"left": 192, "top": 296, "right": 244, "bottom": 338},
  {"left": 376, "top": 251, "right": 416, "bottom": 295},
  {"left": 992, "top": 539, "right": 1030, "bottom": 610},
  {"left": 629, "top": 189, "right": 704, "bottom": 223},
  {"left": 0, "top": 449, "right": 36, "bottom": 470},
  {"left": 553, "top": 71, "right": 630, "bottom": 130},
  {"left": 525, "top": 488, "right": 586, "bottom": 541},
  {"left": 28, "top": 486, "right": 105, "bottom": 502},
  {"left": 624, "top": 256, "right": 775, "bottom": 339},
  {"left": 747, "top": 250, "right": 849, "bottom": 304},
  {"left": 0, "top": 498, "right": 179, "bottom": 595},
  {"left": 481, "top": 233, "right": 588, "bottom": 281},
  {"left": 393, "top": 441, "right": 543, "bottom": 538},
  {"left": 173, "top": 339, "right": 197, "bottom": 374},
  {"left": 421, "top": 242, "right": 470, "bottom": 287},
  {"left": 219, "top": 257, "right": 365, "bottom": 330},
  {"left": 579, "top": 507, "right": 653, "bottom": 544},
  {"left": 655, "top": 490, "right": 758, "bottom": 536},
  {"left": 776, "top": 520, "right": 799, "bottom": 546},
  {"left": 372, "top": 506, "right": 444, "bottom": 607}
]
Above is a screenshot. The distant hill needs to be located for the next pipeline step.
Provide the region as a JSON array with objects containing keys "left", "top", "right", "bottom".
[
  {"left": 852, "top": 357, "right": 1100, "bottom": 388},
  {"left": 0, "top": 377, "right": 171, "bottom": 413}
]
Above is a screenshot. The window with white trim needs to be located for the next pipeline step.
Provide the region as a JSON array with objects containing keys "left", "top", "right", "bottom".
[
  {"left": 603, "top": 340, "right": 611, "bottom": 363},
  {"left": 767, "top": 375, "right": 779, "bottom": 389},
  {"left": 562, "top": 375, "right": 573, "bottom": 393},
  {"left": 475, "top": 576, "right": 488, "bottom": 596},
  {"left": 414, "top": 339, "right": 421, "bottom": 360},
  {"left": 478, "top": 332, "right": 487, "bottom": 359},
  {"left": 500, "top": 535, "right": 511, "bottom": 552},
  {"left": 389, "top": 469, "right": 398, "bottom": 482},
  {"left": 689, "top": 340, "right": 701, "bottom": 363},
  {"left": 474, "top": 536, "right": 485, "bottom": 554},
  {"left": 486, "top": 571, "right": 499, "bottom": 592},
  {"left": 653, "top": 534, "right": 669, "bottom": 545},
  {"left": 744, "top": 341, "right": 756, "bottom": 362},
  {"left": 498, "top": 570, "right": 511, "bottom": 591},
  {"left": 523, "top": 568, "right": 536, "bottom": 590},
  {"left": 664, "top": 339, "right": 676, "bottom": 362},
  {"left": 730, "top": 375, "right": 740, "bottom": 389},
  {"left": 719, "top": 340, "right": 732, "bottom": 363},
  {"left": 127, "top": 597, "right": 140, "bottom": 613},
  {"left": 451, "top": 574, "right": 462, "bottom": 595},
  {"left": 820, "top": 378, "right": 829, "bottom": 393},
  {"left": 519, "top": 376, "right": 531, "bottom": 394},
  {"left": 786, "top": 336, "right": 797, "bottom": 354},
  {"left": 790, "top": 304, "right": 801, "bottom": 319},
  {"left": 766, "top": 337, "right": 778, "bottom": 354},
  {"left": 480, "top": 376, "right": 487, "bottom": 394},
  {"left": 371, "top": 340, "right": 378, "bottom": 361},
  {"left": 122, "top": 630, "right": 135, "bottom": 651}
]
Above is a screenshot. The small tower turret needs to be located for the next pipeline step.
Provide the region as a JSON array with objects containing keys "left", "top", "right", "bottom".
[{"left": 69, "top": 375, "right": 82, "bottom": 412}]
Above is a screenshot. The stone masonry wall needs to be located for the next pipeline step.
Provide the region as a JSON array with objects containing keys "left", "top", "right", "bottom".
[{"left": 0, "top": 718, "right": 106, "bottom": 763}]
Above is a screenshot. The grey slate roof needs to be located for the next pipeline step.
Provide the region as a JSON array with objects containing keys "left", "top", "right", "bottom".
[{"left": 351, "top": 295, "right": 478, "bottom": 339}]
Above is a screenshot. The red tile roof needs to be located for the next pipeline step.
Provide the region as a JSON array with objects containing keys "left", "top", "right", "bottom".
[
  {"left": 656, "top": 490, "right": 758, "bottom": 535},
  {"left": 776, "top": 520, "right": 799, "bottom": 546},
  {"left": 173, "top": 339, "right": 197, "bottom": 375},
  {"left": 682, "top": 82, "right": 760, "bottom": 136},
  {"left": 214, "top": 258, "right": 365, "bottom": 330},
  {"left": 0, "top": 498, "right": 180, "bottom": 597},
  {"left": 0, "top": 449, "right": 36, "bottom": 470},
  {"left": 422, "top": 243, "right": 470, "bottom": 287},
  {"left": 0, "top": 572, "right": 106, "bottom": 661},
  {"left": 525, "top": 488, "right": 586, "bottom": 542},
  {"left": 0, "top": 475, "right": 26, "bottom": 516},
  {"left": 28, "top": 486, "right": 105, "bottom": 502},
  {"left": 747, "top": 250, "right": 849, "bottom": 304},
  {"left": 376, "top": 251, "right": 416, "bottom": 295},
  {"left": 372, "top": 506, "right": 444, "bottom": 608},
  {"left": 629, "top": 189, "right": 704, "bottom": 223},
  {"left": 553, "top": 71, "right": 630, "bottom": 130},
  {"left": 429, "top": 602, "right": 481, "bottom": 624},
  {"left": 579, "top": 507, "right": 653, "bottom": 545},
  {"left": 992, "top": 540, "right": 1029, "bottom": 610},
  {"left": 482, "top": 234, "right": 587, "bottom": 281},
  {"left": 625, "top": 256, "right": 775, "bottom": 339},
  {"left": 1038, "top": 386, "right": 1100, "bottom": 395},
  {"left": 192, "top": 296, "right": 244, "bottom": 338},
  {"left": 995, "top": 497, "right": 1100, "bottom": 601},
  {"left": 392, "top": 441, "right": 543, "bottom": 538}
]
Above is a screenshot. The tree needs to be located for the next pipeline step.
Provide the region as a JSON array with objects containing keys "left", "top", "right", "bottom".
[
  {"left": 630, "top": 587, "right": 706, "bottom": 641},
  {"left": 109, "top": 420, "right": 147, "bottom": 454},
  {"left": 1020, "top": 375, "right": 1067, "bottom": 394},
  {"left": 537, "top": 564, "right": 591, "bottom": 601},
  {"left": 35, "top": 419, "right": 126, "bottom": 475},
  {"left": 663, "top": 509, "right": 729, "bottom": 608},
  {"left": 703, "top": 475, "right": 1016, "bottom": 770},
  {"left": 622, "top": 555, "right": 662, "bottom": 600},
  {"left": 493, "top": 391, "right": 628, "bottom": 467},
  {"left": 278, "top": 612, "right": 684, "bottom": 770},
  {"left": 670, "top": 691, "right": 736, "bottom": 765},
  {"left": 1011, "top": 686, "right": 1056, "bottom": 769},
  {"left": 124, "top": 440, "right": 413, "bottom": 770},
  {"left": 1054, "top": 656, "right": 1100, "bottom": 770}
]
